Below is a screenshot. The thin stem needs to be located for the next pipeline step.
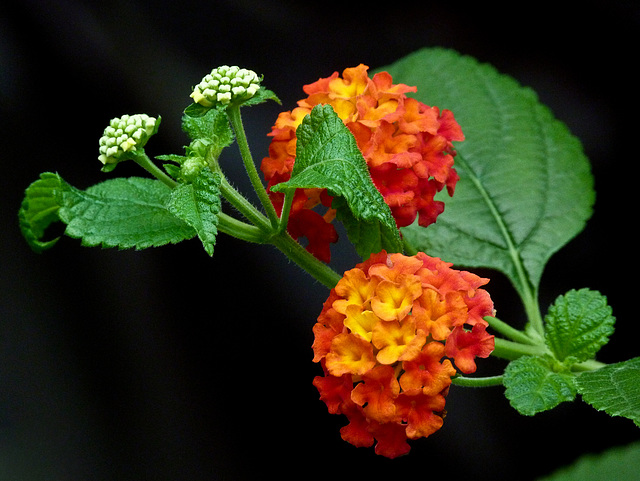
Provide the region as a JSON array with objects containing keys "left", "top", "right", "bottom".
[
  {"left": 572, "top": 359, "right": 607, "bottom": 372},
  {"left": 278, "top": 189, "right": 295, "bottom": 233},
  {"left": 270, "top": 230, "right": 342, "bottom": 289},
  {"left": 226, "top": 105, "right": 280, "bottom": 228},
  {"left": 132, "top": 152, "right": 177, "bottom": 188},
  {"left": 217, "top": 213, "right": 268, "bottom": 244},
  {"left": 491, "top": 337, "right": 548, "bottom": 361},
  {"left": 451, "top": 375, "right": 504, "bottom": 387},
  {"left": 485, "top": 316, "right": 537, "bottom": 345},
  {"left": 219, "top": 175, "right": 272, "bottom": 233}
]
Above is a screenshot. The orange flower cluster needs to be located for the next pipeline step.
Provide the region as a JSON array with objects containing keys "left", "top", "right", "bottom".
[
  {"left": 312, "top": 251, "right": 494, "bottom": 458},
  {"left": 260, "top": 65, "right": 464, "bottom": 263}
]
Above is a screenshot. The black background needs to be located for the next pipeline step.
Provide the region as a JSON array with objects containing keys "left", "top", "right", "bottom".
[{"left": 1, "top": 1, "right": 639, "bottom": 479}]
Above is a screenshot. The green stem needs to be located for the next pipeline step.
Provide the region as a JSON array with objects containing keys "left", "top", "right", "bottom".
[
  {"left": 270, "top": 231, "right": 342, "bottom": 289},
  {"left": 491, "top": 337, "right": 548, "bottom": 361},
  {"left": 217, "top": 213, "right": 268, "bottom": 244},
  {"left": 572, "top": 359, "right": 607, "bottom": 372},
  {"left": 278, "top": 189, "right": 295, "bottom": 233},
  {"left": 451, "top": 375, "right": 504, "bottom": 387},
  {"left": 485, "top": 316, "right": 537, "bottom": 345},
  {"left": 219, "top": 175, "right": 272, "bottom": 232},
  {"left": 132, "top": 152, "right": 177, "bottom": 188},
  {"left": 226, "top": 105, "right": 280, "bottom": 228}
]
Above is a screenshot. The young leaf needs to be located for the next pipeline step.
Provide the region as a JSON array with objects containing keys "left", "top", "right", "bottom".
[
  {"left": 167, "top": 168, "right": 222, "bottom": 256},
  {"left": 503, "top": 355, "right": 577, "bottom": 416},
  {"left": 182, "top": 106, "right": 234, "bottom": 147},
  {"left": 242, "top": 86, "right": 281, "bottom": 107},
  {"left": 270, "top": 104, "right": 403, "bottom": 258},
  {"left": 18, "top": 172, "right": 66, "bottom": 252},
  {"left": 60, "top": 177, "right": 195, "bottom": 249},
  {"left": 576, "top": 357, "right": 640, "bottom": 427},
  {"left": 381, "top": 48, "right": 594, "bottom": 298},
  {"left": 545, "top": 289, "right": 615, "bottom": 364}
]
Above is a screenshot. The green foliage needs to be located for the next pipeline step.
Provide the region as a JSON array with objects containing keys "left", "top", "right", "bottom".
[
  {"left": 503, "top": 355, "right": 577, "bottom": 416},
  {"left": 181, "top": 106, "right": 235, "bottom": 149},
  {"left": 60, "top": 176, "right": 195, "bottom": 249},
  {"left": 20, "top": 173, "right": 196, "bottom": 251},
  {"left": 271, "top": 104, "right": 403, "bottom": 258},
  {"left": 545, "top": 289, "right": 615, "bottom": 364},
  {"left": 19, "top": 172, "right": 66, "bottom": 252},
  {"left": 381, "top": 48, "right": 594, "bottom": 300},
  {"left": 501, "top": 288, "right": 639, "bottom": 426},
  {"left": 537, "top": 442, "right": 640, "bottom": 481},
  {"left": 576, "top": 357, "right": 640, "bottom": 427},
  {"left": 167, "top": 168, "right": 222, "bottom": 256}
]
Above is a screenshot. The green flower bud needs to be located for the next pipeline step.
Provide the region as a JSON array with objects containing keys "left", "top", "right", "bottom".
[
  {"left": 180, "top": 156, "right": 206, "bottom": 182},
  {"left": 190, "top": 66, "right": 261, "bottom": 108},
  {"left": 98, "top": 114, "right": 159, "bottom": 167}
]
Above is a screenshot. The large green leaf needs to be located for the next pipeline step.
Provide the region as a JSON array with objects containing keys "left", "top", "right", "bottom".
[
  {"left": 271, "top": 104, "right": 403, "bottom": 258},
  {"left": 60, "top": 177, "right": 195, "bottom": 249},
  {"left": 380, "top": 48, "right": 594, "bottom": 297},
  {"left": 576, "top": 357, "right": 640, "bottom": 427}
]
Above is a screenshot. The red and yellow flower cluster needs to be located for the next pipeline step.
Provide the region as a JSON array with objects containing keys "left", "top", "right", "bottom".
[
  {"left": 260, "top": 65, "right": 464, "bottom": 263},
  {"left": 312, "top": 251, "right": 494, "bottom": 458}
]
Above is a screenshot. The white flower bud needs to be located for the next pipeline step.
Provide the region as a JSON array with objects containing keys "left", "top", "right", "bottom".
[
  {"left": 98, "top": 114, "right": 159, "bottom": 166},
  {"left": 190, "top": 66, "right": 261, "bottom": 108}
]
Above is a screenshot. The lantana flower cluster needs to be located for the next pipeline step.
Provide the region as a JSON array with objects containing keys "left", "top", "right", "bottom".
[
  {"left": 261, "top": 65, "right": 464, "bottom": 262},
  {"left": 312, "top": 251, "right": 495, "bottom": 458},
  {"left": 98, "top": 114, "right": 159, "bottom": 167}
]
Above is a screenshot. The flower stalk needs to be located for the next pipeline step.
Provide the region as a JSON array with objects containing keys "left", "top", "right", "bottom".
[{"left": 226, "top": 105, "right": 280, "bottom": 229}]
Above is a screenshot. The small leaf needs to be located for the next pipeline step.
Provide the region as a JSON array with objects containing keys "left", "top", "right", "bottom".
[
  {"left": 271, "top": 104, "right": 402, "bottom": 258},
  {"left": 184, "top": 102, "right": 210, "bottom": 118},
  {"left": 503, "top": 356, "right": 577, "bottom": 416},
  {"left": 242, "top": 86, "right": 281, "bottom": 107},
  {"left": 382, "top": 48, "right": 594, "bottom": 298},
  {"left": 167, "top": 168, "right": 222, "bottom": 256},
  {"left": 18, "top": 172, "right": 66, "bottom": 252},
  {"left": 181, "top": 106, "right": 234, "bottom": 146},
  {"left": 576, "top": 357, "right": 640, "bottom": 427},
  {"left": 545, "top": 289, "right": 615, "bottom": 363},
  {"left": 60, "top": 177, "right": 195, "bottom": 249}
]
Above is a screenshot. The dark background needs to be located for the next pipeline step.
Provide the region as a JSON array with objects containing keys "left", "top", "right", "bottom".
[{"left": 1, "top": 1, "right": 639, "bottom": 479}]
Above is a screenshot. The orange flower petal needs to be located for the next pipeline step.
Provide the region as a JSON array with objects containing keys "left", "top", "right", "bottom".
[{"left": 325, "top": 333, "right": 376, "bottom": 376}]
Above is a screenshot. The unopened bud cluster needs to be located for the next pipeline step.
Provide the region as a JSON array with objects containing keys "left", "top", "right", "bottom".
[
  {"left": 98, "top": 114, "right": 158, "bottom": 166},
  {"left": 191, "top": 66, "right": 261, "bottom": 108}
]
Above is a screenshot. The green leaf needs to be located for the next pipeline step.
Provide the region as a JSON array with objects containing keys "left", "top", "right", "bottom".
[
  {"left": 537, "top": 442, "right": 640, "bottom": 481},
  {"left": 60, "top": 177, "right": 195, "bottom": 249},
  {"left": 380, "top": 48, "right": 594, "bottom": 297},
  {"left": 181, "top": 106, "right": 234, "bottom": 146},
  {"left": 271, "top": 104, "right": 403, "bottom": 258},
  {"left": 503, "top": 355, "right": 577, "bottom": 416},
  {"left": 545, "top": 289, "right": 615, "bottom": 364},
  {"left": 167, "top": 168, "right": 222, "bottom": 256},
  {"left": 576, "top": 357, "right": 640, "bottom": 427},
  {"left": 18, "top": 172, "right": 66, "bottom": 252},
  {"left": 242, "top": 86, "right": 281, "bottom": 107}
]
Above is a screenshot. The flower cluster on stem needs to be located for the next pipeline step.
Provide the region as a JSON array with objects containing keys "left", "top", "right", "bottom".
[
  {"left": 98, "top": 114, "right": 159, "bottom": 170},
  {"left": 261, "top": 64, "right": 464, "bottom": 262},
  {"left": 312, "top": 251, "right": 494, "bottom": 457}
]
